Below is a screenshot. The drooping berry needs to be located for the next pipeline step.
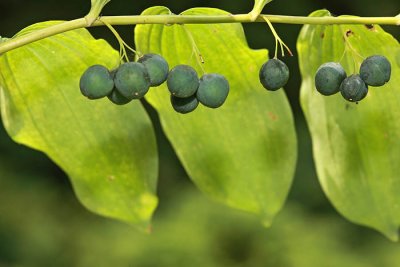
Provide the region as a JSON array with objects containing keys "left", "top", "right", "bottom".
[
  {"left": 79, "top": 65, "right": 114, "bottom": 99},
  {"left": 138, "top": 53, "right": 169, "bottom": 87},
  {"left": 259, "top": 58, "right": 289, "bottom": 91},
  {"left": 360, "top": 55, "right": 391, "bottom": 86},
  {"left": 171, "top": 95, "right": 199, "bottom": 114},
  {"left": 114, "top": 62, "right": 150, "bottom": 99},
  {"left": 340, "top": 74, "right": 368, "bottom": 102},
  {"left": 314, "top": 62, "right": 347, "bottom": 96},
  {"left": 107, "top": 89, "right": 132, "bottom": 105},
  {"left": 196, "top": 74, "right": 230, "bottom": 108},
  {"left": 167, "top": 65, "right": 199, "bottom": 98}
]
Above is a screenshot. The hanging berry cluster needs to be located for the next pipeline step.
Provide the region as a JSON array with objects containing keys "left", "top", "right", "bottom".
[
  {"left": 314, "top": 55, "right": 391, "bottom": 102},
  {"left": 79, "top": 54, "right": 230, "bottom": 114}
]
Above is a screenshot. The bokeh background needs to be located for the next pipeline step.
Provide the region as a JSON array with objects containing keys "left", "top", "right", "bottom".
[{"left": 0, "top": 0, "right": 399, "bottom": 266}]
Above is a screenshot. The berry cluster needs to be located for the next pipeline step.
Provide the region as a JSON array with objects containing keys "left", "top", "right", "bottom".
[
  {"left": 167, "top": 65, "right": 230, "bottom": 114},
  {"left": 79, "top": 54, "right": 169, "bottom": 105},
  {"left": 315, "top": 55, "right": 391, "bottom": 102},
  {"left": 79, "top": 54, "right": 230, "bottom": 114}
]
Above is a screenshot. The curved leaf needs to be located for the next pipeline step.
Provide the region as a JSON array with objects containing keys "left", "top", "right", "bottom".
[
  {"left": 298, "top": 10, "right": 400, "bottom": 240},
  {"left": 0, "top": 22, "right": 158, "bottom": 229},
  {"left": 135, "top": 7, "right": 297, "bottom": 225}
]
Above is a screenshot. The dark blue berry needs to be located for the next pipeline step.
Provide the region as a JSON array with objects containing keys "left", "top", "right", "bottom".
[
  {"left": 196, "top": 74, "right": 229, "bottom": 108},
  {"left": 138, "top": 53, "right": 169, "bottom": 87},
  {"left": 340, "top": 74, "right": 368, "bottom": 102},
  {"left": 80, "top": 65, "right": 114, "bottom": 99},
  {"left": 259, "top": 58, "right": 289, "bottom": 91},
  {"left": 360, "top": 55, "right": 391, "bottom": 86},
  {"left": 114, "top": 62, "right": 150, "bottom": 99},
  {"left": 167, "top": 65, "right": 199, "bottom": 98},
  {"left": 315, "top": 62, "right": 346, "bottom": 96}
]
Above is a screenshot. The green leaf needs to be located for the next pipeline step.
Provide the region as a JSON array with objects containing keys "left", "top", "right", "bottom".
[
  {"left": 250, "top": 0, "right": 273, "bottom": 21},
  {"left": 86, "top": 0, "right": 111, "bottom": 26},
  {"left": 0, "top": 21, "right": 158, "bottom": 229},
  {"left": 135, "top": 6, "right": 296, "bottom": 225},
  {"left": 298, "top": 10, "right": 400, "bottom": 240}
]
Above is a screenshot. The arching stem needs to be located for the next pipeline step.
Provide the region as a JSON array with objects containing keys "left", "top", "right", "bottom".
[{"left": 0, "top": 14, "right": 399, "bottom": 55}]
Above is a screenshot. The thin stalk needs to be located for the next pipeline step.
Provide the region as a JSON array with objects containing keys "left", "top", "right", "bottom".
[
  {"left": 261, "top": 16, "right": 293, "bottom": 58},
  {"left": 181, "top": 25, "right": 206, "bottom": 75}
]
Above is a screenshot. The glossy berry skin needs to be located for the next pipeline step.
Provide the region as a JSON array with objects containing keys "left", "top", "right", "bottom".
[
  {"left": 196, "top": 74, "right": 230, "bottom": 108},
  {"left": 360, "top": 55, "right": 391, "bottom": 86},
  {"left": 340, "top": 74, "right": 368, "bottom": 102},
  {"left": 167, "top": 65, "right": 199, "bottom": 98},
  {"left": 114, "top": 62, "right": 150, "bottom": 99},
  {"left": 171, "top": 95, "right": 199, "bottom": 114},
  {"left": 107, "top": 89, "right": 132, "bottom": 105},
  {"left": 80, "top": 65, "right": 114, "bottom": 99},
  {"left": 259, "top": 58, "right": 289, "bottom": 91},
  {"left": 315, "top": 62, "right": 347, "bottom": 96},
  {"left": 138, "top": 53, "right": 169, "bottom": 87}
]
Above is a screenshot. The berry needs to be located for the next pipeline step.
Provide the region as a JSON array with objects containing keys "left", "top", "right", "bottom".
[
  {"left": 171, "top": 95, "right": 199, "bottom": 114},
  {"left": 196, "top": 74, "right": 230, "bottom": 108},
  {"left": 259, "top": 58, "right": 289, "bottom": 91},
  {"left": 79, "top": 65, "right": 114, "bottom": 99},
  {"left": 114, "top": 62, "right": 150, "bottom": 99},
  {"left": 167, "top": 65, "right": 199, "bottom": 98},
  {"left": 340, "top": 74, "right": 368, "bottom": 102},
  {"left": 138, "top": 53, "right": 169, "bottom": 87},
  {"left": 360, "top": 55, "right": 391, "bottom": 86},
  {"left": 107, "top": 89, "right": 132, "bottom": 105},
  {"left": 314, "top": 62, "right": 347, "bottom": 96}
]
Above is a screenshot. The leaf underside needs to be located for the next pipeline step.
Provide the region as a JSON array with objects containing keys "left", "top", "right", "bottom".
[
  {"left": 135, "top": 6, "right": 297, "bottom": 226},
  {"left": 298, "top": 10, "right": 400, "bottom": 240},
  {"left": 0, "top": 21, "right": 158, "bottom": 229}
]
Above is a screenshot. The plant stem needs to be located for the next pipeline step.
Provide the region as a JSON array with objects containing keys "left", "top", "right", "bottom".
[
  {"left": 249, "top": 0, "right": 273, "bottom": 21},
  {"left": 0, "top": 13, "right": 399, "bottom": 55}
]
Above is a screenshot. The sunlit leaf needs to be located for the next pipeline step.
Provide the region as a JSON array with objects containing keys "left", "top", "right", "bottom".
[
  {"left": 135, "top": 6, "right": 296, "bottom": 225},
  {"left": 0, "top": 21, "right": 158, "bottom": 229},
  {"left": 298, "top": 10, "right": 400, "bottom": 240}
]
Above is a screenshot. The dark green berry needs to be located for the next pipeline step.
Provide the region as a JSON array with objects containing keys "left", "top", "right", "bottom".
[
  {"left": 315, "top": 62, "right": 347, "bottom": 96},
  {"left": 138, "top": 53, "right": 169, "bottom": 87},
  {"left": 259, "top": 58, "right": 289, "bottom": 91},
  {"left": 360, "top": 55, "right": 391, "bottom": 86},
  {"left": 107, "top": 89, "right": 132, "bottom": 105},
  {"left": 114, "top": 62, "right": 150, "bottom": 99},
  {"left": 171, "top": 95, "right": 199, "bottom": 114},
  {"left": 80, "top": 65, "right": 114, "bottom": 99},
  {"left": 167, "top": 65, "right": 199, "bottom": 98},
  {"left": 196, "top": 74, "right": 229, "bottom": 108},
  {"left": 340, "top": 74, "right": 368, "bottom": 102}
]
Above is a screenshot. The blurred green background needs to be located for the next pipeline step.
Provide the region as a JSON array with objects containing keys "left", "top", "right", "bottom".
[{"left": 0, "top": 0, "right": 399, "bottom": 266}]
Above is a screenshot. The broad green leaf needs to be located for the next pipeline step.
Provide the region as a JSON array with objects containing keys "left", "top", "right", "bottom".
[
  {"left": 298, "top": 10, "right": 400, "bottom": 240},
  {"left": 135, "top": 6, "right": 296, "bottom": 225},
  {"left": 86, "top": 0, "right": 111, "bottom": 25},
  {"left": 250, "top": 0, "right": 273, "bottom": 21},
  {"left": 0, "top": 22, "right": 158, "bottom": 229}
]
